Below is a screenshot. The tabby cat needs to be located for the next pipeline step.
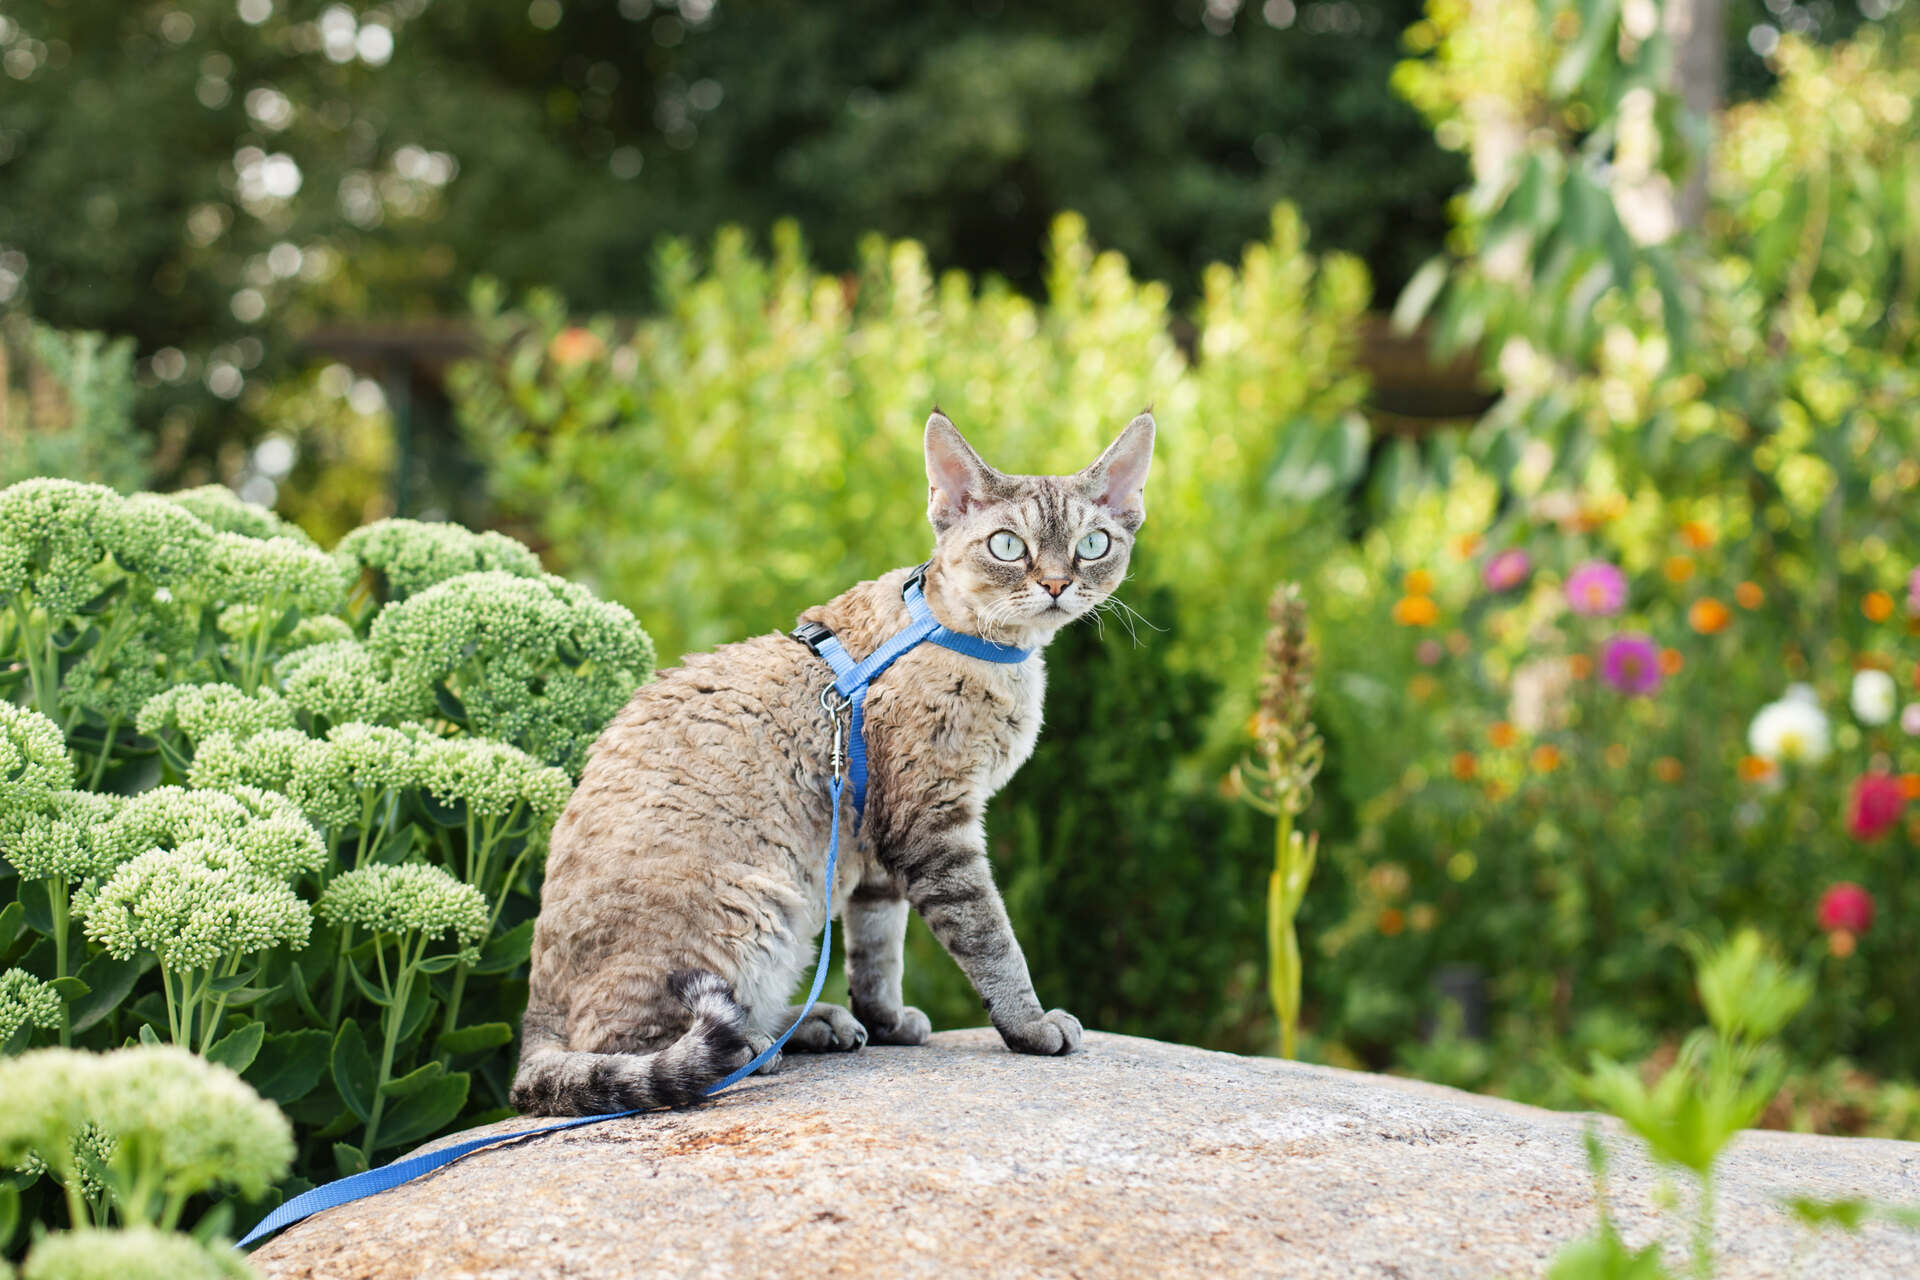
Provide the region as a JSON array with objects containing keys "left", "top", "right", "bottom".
[{"left": 510, "top": 410, "right": 1155, "bottom": 1115}]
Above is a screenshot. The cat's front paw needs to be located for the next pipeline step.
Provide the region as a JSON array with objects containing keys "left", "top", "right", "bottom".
[
  {"left": 998, "top": 1008, "right": 1082, "bottom": 1056},
  {"left": 859, "top": 1004, "right": 932, "bottom": 1047}
]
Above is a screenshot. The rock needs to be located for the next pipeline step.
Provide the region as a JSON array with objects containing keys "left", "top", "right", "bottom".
[{"left": 251, "top": 1030, "right": 1919, "bottom": 1278}]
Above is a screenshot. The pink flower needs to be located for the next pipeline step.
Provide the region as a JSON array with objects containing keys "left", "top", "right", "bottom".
[
  {"left": 1817, "top": 882, "right": 1875, "bottom": 935},
  {"left": 1484, "top": 549, "right": 1532, "bottom": 593},
  {"left": 1846, "top": 773, "right": 1906, "bottom": 840},
  {"left": 1416, "top": 639, "right": 1444, "bottom": 666},
  {"left": 1567, "top": 561, "right": 1628, "bottom": 616},
  {"left": 1908, "top": 566, "right": 1920, "bottom": 616},
  {"left": 1600, "top": 633, "right": 1661, "bottom": 696},
  {"left": 1902, "top": 703, "right": 1920, "bottom": 737}
]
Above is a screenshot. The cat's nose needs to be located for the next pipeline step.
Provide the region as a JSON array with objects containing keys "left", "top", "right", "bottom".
[{"left": 1038, "top": 578, "right": 1071, "bottom": 598}]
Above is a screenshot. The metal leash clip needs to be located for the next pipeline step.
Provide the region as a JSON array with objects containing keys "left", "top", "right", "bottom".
[{"left": 819, "top": 684, "right": 852, "bottom": 784}]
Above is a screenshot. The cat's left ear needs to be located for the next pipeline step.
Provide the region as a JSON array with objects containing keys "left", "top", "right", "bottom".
[{"left": 1078, "top": 412, "right": 1155, "bottom": 531}]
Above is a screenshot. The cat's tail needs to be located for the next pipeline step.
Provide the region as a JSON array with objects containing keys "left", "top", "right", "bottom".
[{"left": 508, "top": 969, "right": 753, "bottom": 1117}]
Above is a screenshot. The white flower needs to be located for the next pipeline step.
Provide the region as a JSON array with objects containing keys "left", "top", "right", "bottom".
[
  {"left": 1851, "top": 669, "right": 1897, "bottom": 725},
  {"left": 1748, "top": 694, "right": 1832, "bottom": 765}
]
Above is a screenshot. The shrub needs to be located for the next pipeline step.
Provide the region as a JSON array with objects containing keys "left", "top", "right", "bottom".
[{"left": 1, "top": 481, "right": 651, "bottom": 1259}]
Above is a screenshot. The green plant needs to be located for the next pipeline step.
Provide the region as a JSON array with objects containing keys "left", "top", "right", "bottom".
[
  {"left": 0, "top": 321, "right": 148, "bottom": 494},
  {"left": 2, "top": 481, "right": 651, "bottom": 1261},
  {"left": 1230, "top": 584, "right": 1325, "bottom": 1059}
]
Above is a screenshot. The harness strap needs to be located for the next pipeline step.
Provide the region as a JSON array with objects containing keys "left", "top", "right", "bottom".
[{"left": 237, "top": 563, "right": 1029, "bottom": 1250}]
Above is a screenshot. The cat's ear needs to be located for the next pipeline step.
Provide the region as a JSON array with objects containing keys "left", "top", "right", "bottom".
[
  {"left": 1079, "top": 412, "right": 1155, "bottom": 530},
  {"left": 925, "top": 410, "right": 1002, "bottom": 531}
]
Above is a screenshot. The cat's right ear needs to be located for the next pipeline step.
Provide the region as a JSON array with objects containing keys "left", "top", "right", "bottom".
[{"left": 925, "top": 410, "right": 1000, "bottom": 532}]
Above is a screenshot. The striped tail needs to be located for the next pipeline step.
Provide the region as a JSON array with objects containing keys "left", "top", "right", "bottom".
[{"left": 509, "top": 970, "right": 752, "bottom": 1117}]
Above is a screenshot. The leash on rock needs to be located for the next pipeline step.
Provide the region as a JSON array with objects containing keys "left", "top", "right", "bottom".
[{"left": 237, "top": 567, "right": 1030, "bottom": 1249}]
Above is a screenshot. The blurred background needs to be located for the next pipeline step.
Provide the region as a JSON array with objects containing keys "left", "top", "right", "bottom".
[{"left": 5, "top": 0, "right": 1919, "bottom": 1135}]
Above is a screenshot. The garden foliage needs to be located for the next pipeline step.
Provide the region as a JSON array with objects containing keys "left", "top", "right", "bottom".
[
  {"left": 0, "top": 483, "right": 652, "bottom": 1258},
  {"left": 1302, "top": 10, "right": 1920, "bottom": 1098}
]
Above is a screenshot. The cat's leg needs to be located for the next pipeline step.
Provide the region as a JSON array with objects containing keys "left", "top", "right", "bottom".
[
  {"left": 844, "top": 883, "right": 932, "bottom": 1046},
  {"left": 892, "top": 820, "right": 1080, "bottom": 1056}
]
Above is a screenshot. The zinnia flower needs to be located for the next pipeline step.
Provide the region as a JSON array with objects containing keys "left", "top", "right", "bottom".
[
  {"left": 1851, "top": 669, "right": 1897, "bottom": 725},
  {"left": 1909, "top": 566, "right": 1920, "bottom": 616},
  {"left": 1688, "top": 598, "right": 1730, "bottom": 634},
  {"left": 1847, "top": 773, "right": 1906, "bottom": 840},
  {"left": 1816, "top": 882, "right": 1874, "bottom": 935},
  {"left": 1566, "top": 561, "right": 1627, "bottom": 616},
  {"left": 1747, "top": 688, "right": 1831, "bottom": 765},
  {"left": 1902, "top": 703, "right": 1920, "bottom": 737},
  {"left": 1484, "top": 549, "right": 1531, "bottom": 593},
  {"left": 1600, "top": 633, "right": 1661, "bottom": 695}
]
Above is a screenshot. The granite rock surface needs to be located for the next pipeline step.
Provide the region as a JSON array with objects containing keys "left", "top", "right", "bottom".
[{"left": 251, "top": 1029, "right": 1920, "bottom": 1278}]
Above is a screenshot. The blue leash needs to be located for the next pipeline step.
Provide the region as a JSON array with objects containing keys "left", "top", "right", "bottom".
[{"left": 237, "top": 568, "right": 1031, "bottom": 1250}]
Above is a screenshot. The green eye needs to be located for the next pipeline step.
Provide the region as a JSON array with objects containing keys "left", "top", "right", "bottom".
[
  {"left": 1076, "top": 530, "right": 1111, "bottom": 560},
  {"left": 987, "top": 531, "right": 1027, "bottom": 562}
]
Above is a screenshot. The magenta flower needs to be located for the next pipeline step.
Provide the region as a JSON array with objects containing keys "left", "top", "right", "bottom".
[
  {"left": 1567, "top": 561, "right": 1628, "bottom": 616},
  {"left": 1817, "top": 882, "right": 1875, "bottom": 935},
  {"left": 1484, "top": 549, "right": 1532, "bottom": 593},
  {"left": 1600, "top": 633, "right": 1662, "bottom": 696},
  {"left": 1908, "top": 566, "right": 1920, "bottom": 616}
]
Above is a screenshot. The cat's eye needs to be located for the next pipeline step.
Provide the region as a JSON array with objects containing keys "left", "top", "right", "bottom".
[
  {"left": 987, "top": 531, "right": 1027, "bottom": 562},
  {"left": 1076, "top": 530, "right": 1111, "bottom": 560}
]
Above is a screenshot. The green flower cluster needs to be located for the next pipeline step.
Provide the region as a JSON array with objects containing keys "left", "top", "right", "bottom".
[
  {"left": 2, "top": 791, "right": 121, "bottom": 884},
  {"left": 92, "top": 785, "right": 325, "bottom": 881},
  {"left": 0, "top": 1045, "right": 292, "bottom": 1234},
  {"left": 318, "top": 864, "right": 487, "bottom": 958},
  {"left": 17, "top": 1227, "right": 256, "bottom": 1280},
  {"left": 0, "top": 970, "right": 62, "bottom": 1044},
  {"left": 334, "top": 516, "right": 543, "bottom": 604},
  {"left": 0, "top": 702, "right": 73, "bottom": 809},
  {"left": 369, "top": 570, "right": 653, "bottom": 773},
  {"left": 417, "top": 735, "right": 573, "bottom": 823},
  {"left": 136, "top": 683, "right": 297, "bottom": 746},
  {"left": 276, "top": 639, "right": 398, "bottom": 727},
  {"left": 80, "top": 841, "right": 312, "bottom": 974}
]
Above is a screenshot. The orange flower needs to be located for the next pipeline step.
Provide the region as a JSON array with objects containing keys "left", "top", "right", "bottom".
[
  {"left": 1483, "top": 779, "right": 1511, "bottom": 802},
  {"left": 1864, "top": 591, "right": 1895, "bottom": 622},
  {"left": 1393, "top": 595, "right": 1439, "bottom": 626},
  {"left": 1452, "top": 534, "right": 1484, "bottom": 559},
  {"left": 1654, "top": 757, "right": 1685, "bottom": 784},
  {"left": 1828, "top": 929, "right": 1857, "bottom": 959},
  {"left": 1489, "top": 721, "right": 1518, "bottom": 749},
  {"left": 1735, "top": 581, "right": 1765, "bottom": 609},
  {"left": 1659, "top": 648, "right": 1684, "bottom": 675},
  {"left": 1604, "top": 743, "right": 1629, "bottom": 769},
  {"left": 1378, "top": 908, "right": 1407, "bottom": 937},
  {"left": 1681, "top": 520, "right": 1715, "bottom": 550},
  {"left": 547, "top": 326, "right": 606, "bottom": 366},
  {"left": 1901, "top": 774, "right": 1920, "bottom": 802},
  {"left": 1568, "top": 653, "right": 1594, "bottom": 680},
  {"left": 1408, "top": 674, "right": 1437, "bottom": 701},
  {"left": 1688, "top": 598, "right": 1731, "bottom": 634},
  {"left": 1404, "top": 569, "right": 1434, "bottom": 596},
  {"left": 1451, "top": 752, "right": 1478, "bottom": 781},
  {"left": 1409, "top": 904, "right": 1438, "bottom": 932},
  {"left": 1664, "top": 555, "right": 1696, "bottom": 584},
  {"left": 1446, "top": 630, "right": 1471, "bottom": 656},
  {"left": 1531, "top": 744, "right": 1561, "bottom": 774},
  {"left": 1738, "top": 755, "right": 1776, "bottom": 783}
]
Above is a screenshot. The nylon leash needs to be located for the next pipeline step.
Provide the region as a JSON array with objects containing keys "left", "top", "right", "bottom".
[{"left": 237, "top": 566, "right": 1031, "bottom": 1250}]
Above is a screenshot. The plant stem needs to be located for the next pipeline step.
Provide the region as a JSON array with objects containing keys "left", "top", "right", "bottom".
[
  {"left": 1691, "top": 1173, "right": 1717, "bottom": 1279},
  {"left": 1269, "top": 809, "right": 1301, "bottom": 1060},
  {"left": 85, "top": 714, "right": 121, "bottom": 791},
  {"left": 48, "top": 878, "right": 71, "bottom": 1046},
  {"left": 364, "top": 932, "right": 422, "bottom": 1155}
]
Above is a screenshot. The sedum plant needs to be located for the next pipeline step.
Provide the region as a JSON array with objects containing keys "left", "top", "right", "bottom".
[{"left": 3, "top": 479, "right": 647, "bottom": 1261}]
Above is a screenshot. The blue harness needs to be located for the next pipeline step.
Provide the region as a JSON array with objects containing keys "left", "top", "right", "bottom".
[{"left": 238, "top": 565, "right": 1031, "bottom": 1249}]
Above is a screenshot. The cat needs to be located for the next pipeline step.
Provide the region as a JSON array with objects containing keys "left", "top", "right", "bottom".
[{"left": 509, "top": 409, "right": 1155, "bottom": 1116}]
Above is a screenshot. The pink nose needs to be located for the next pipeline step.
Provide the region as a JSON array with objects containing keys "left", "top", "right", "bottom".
[{"left": 1039, "top": 578, "right": 1071, "bottom": 598}]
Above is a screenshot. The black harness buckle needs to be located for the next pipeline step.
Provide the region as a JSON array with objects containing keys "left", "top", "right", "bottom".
[
  {"left": 902, "top": 560, "right": 931, "bottom": 599},
  {"left": 790, "top": 620, "right": 837, "bottom": 657}
]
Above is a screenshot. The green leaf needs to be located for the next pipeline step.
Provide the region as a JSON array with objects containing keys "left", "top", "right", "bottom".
[
  {"left": 379, "top": 1060, "right": 446, "bottom": 1099},
  {"left": 138, "top": 1022, "right": 162, "bottom": 1047},
  {"left": 331, "top": 1021, "right": 376, "bottom": 1123},
  {"left": 1786, "top": 1197, "right": 1870, "bottom": 1232},
  {"left": 244, "top": 1029, "right": 333, "bottom": 1104},
  {"left": 373, "top": 1072, "right": 470, "bottom": 1151},
  {"left": 347, "top": 955, "right": 393, "bottom": 1007},
  {"left": 68, "top": 951, "right": 143, "bottom": 1032},
  {"left": 395, "top": 974, "right": 435, "bottom": 1045},
  {"left": 332, "top": 1142, "right": 369, "bottom": 1177},
  {"left": 79, "top": 579, "right": 127, "bottom": 616},
  {"left": 1391, "top": 256, "right": 1449, "bottom": 336},
  {"left": 0, "top": 901, "right": 21, "bottom": 952},
  {"left": 1548, "top": 0, "right": 1622, "bottom": 99},
  {"left": 270, "top": 603, "right": 304, "bottom": 638},
  {"left": 19, "top": 886, "right": 53, "bottom": 937},
  {"left": 206, "top": 1021, "right": 266, "bottom": 1073},
  {"left": 209, "top": 970, "right": 263, "bottom": 994},
  {"left": 436, "top": 1022, "right": 515, "bottom": 1056},
  {"left": 433, "top": 682, "right": 468, "bottom": 723},
  {"left": 0, "top": 1184, "right": 17, "bottom": 1254},
  {"left": 472, "top": 919, "right": 534, "bottom": 975},
  {"left": 414, "top": 952, "right": 463, "bottom": 975},
  {"left": 48, "top": 976, "right": 89, "bottom": 1001}
]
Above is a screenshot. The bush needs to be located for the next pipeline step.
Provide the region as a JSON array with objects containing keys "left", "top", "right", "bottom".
[{"left": 1, "top": 483, "right": 650, "bottom": 1258}]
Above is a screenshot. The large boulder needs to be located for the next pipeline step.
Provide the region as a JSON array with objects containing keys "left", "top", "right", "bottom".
[{"left": 252, "top": 1030, "right": 1917, "bottom": 1278}]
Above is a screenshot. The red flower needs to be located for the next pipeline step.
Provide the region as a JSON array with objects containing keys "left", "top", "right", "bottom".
[
  {"left": 1846, "top": 772, "right": 1906, "bottom": 840},
  {"left": 1816, "top": 883, "right": 1875, "bottom": 935}
]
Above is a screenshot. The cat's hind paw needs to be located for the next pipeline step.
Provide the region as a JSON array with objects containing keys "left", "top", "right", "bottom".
[
  {"left": 861, "top": 1004, "right": 932, "bottom": 1047},
  {"left": 784, "top": 1002, "right": 868, "bottom": 1053},
  {"left": 999, "top": 1008, "right": 1082, "bottom": 1056}
]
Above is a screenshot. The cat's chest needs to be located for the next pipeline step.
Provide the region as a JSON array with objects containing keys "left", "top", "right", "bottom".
[{"left": 869, "top": 652, "right": 1046, "bottom": 794}]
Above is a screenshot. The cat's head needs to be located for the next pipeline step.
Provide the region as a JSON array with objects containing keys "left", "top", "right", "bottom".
[{"left": 921, "top": 409, "right": 1155, "bottom": 647}]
